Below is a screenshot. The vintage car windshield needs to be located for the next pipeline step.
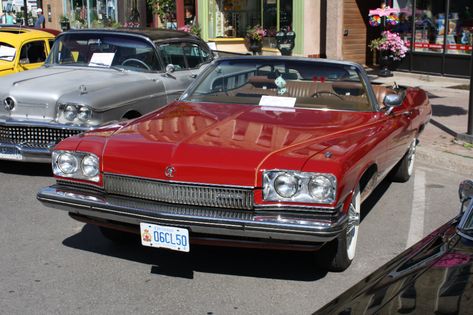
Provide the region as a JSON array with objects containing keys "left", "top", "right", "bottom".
[
  {"left": 0, "top": 42, "right": 16, "bottom": 62},
  {"left": 182, "top": 59, "right": 373, "bottom": 111},
  {"left": 46, "top": 33, "right": 160, "bottom": 72}
]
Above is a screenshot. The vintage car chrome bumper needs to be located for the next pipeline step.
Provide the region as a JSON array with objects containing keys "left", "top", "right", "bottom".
[
  {"left": 37, "top": 184, "right": 347, "bottom": 245},
  {"left": 0, "top": 119, "right": 91, "bottom": 163}
]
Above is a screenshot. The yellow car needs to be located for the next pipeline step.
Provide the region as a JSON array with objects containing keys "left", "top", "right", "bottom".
[{"left": 0, "top": 27, "right": 56, "bottom": 76}]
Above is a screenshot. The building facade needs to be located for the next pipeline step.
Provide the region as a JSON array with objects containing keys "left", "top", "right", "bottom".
[{"left": 22, "top": 0, "right": 472, "bottom": 78}]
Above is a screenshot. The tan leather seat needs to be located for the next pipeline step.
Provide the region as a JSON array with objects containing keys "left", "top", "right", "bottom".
[{"left": 372, "top": 85, "right": 396, "bottom": 107}]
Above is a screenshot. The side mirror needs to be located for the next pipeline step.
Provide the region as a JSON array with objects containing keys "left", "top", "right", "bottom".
[
  {"left": 165, "top": 64, "right": 175, "bottom": 75},
  {"left": 457, "top": 181, "right": 473, "bottom": 236},
  {"left": 383, "top": 94, "right": 403, "bottom": 115},
  {"left": 459, "top": 180, "right": 473, "bottom": 207},
  {"left": 19, "top": 58, "right": 30, "bottom": 65}
]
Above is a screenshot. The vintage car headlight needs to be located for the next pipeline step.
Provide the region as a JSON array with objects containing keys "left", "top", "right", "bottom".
[
  {"left": 52, "top": 151, "right": 100, "bottom": 182},
  {"left": 263, "top": 170, "right": 336, "bottom": 204},
  {"left": 78, "top": 107, "right": 92, "bottom": 122},
  {"left": 274, "top": 174, "right": 300, "bottom": 198},
  {"left": 64, "top": 105, "right": 78, "bottom": 121},
  {"left": 57, "top": 152, "right": 78, "bottom": 174},
  {"left": 60, "top": 103, "right": 93, "bottom": 123},
  {"left": 308, "top": 175, "right": 335, "bottom": 201},
  {"left": 81, "top": 154, "right": 99, "bottom": 177}
]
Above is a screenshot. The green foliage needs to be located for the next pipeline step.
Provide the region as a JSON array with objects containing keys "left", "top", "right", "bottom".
[{"left": 147, "top": 0, "right": 175, "bottom": 21}]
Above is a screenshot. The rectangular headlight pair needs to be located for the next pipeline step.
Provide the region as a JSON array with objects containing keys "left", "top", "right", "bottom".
[
  {"left": 52, "top": 150, "right": 100, "bottom": 182},
  {"left": 263, "top": 170, "right": 336, "bottom": 204}
]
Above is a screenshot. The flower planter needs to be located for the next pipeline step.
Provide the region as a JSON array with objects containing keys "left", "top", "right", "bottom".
[{"left": 244, "top": 38, "right": 263, "bottom": 55}]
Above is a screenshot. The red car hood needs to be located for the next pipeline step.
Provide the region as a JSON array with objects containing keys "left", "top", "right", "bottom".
[{"left": 102, "top": 102, "right": 372, "bottom": 186}]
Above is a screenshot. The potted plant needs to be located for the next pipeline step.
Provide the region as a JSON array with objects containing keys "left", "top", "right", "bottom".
[
  {"left": 369, "top": 30, "right": 408, "bottom": 76},
  {"left": 244, "top": 25, "right": 266, "bottom": 55},
  {"left": 178, "top": 23, "right": 201, "bottom": 37},
  {"left": 59, "top": 14, "right": 70, "bottom": 31}
]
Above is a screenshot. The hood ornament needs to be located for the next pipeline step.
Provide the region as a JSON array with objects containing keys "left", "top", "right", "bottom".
[
  {"left": 4, "top": 97, "right": 15, "bottom": 111},
  {"left": 79, "top": 84, "right": 88, "bottom": 95},
  {"left": 164, "top": 166, "right": 175, "bottom": 178}
]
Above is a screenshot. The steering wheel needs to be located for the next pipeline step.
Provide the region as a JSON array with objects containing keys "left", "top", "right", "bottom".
[
  {"left": 311, "top": 91, "right": 343, "bottom": 100},
  {"left": 121, "top": 58, "right": 151, "bottom": 70}
]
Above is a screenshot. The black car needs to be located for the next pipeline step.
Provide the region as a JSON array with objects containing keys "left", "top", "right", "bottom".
[{"left": 316, "top": 180, "right": 473, "bottom": 314}]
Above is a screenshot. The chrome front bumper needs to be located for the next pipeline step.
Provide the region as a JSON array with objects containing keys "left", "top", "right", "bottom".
[
  {"left": 0, "top": 119, "right": 91, "bottom": 163},
  {"left": 37, "top": 185, "right": 347, "bottom": 244}
]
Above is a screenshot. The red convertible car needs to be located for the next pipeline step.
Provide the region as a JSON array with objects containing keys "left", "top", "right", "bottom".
[{"left": 37, "top": 57, "right": 431, "bottom": 271}]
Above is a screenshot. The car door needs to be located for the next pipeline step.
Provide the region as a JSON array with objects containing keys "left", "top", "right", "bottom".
[
  {"left": 157, "top": 40, "right": 212, "bottom": 103},
  {"left": 382, "top": 103, "right": 417, "bottom": 173},
  {"left": 17, "top": 39, "right": 48, "bottom": 72}
]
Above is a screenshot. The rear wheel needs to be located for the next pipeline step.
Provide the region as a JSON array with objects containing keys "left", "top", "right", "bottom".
[
  {"left": 317, "top": 186, "right": 361, "bottom": 272},
  {"left": 99, "top": 226, "right": 137, "bottom": 244},
  {"left": 391, "top": 138, "right": 417, "bottom": 182}
]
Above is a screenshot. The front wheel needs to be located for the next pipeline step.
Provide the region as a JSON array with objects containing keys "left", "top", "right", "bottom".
[
  {"left": 317, "top": 186, "right": 361, "bottom": 272},
  {"left": 390, "top": 138, "right": 417, "bottom": 182}
]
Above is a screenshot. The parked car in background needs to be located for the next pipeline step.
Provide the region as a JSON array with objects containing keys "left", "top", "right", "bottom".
[
  {"left": 0, "top": 27, "right": 55, "bottom": 76},
  {"left": 316, "top": 180, "right": 473, "bottom": 314},
  {"left": 37, "top": 56, "right": 431, "bottom": 272},
  {"left": 0, "top": 28, "right": 213, "bottom": 162}
]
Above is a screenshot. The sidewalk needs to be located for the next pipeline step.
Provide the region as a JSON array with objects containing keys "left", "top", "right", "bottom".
[{"left": 369, "top": 70, "right": 473, "bottom": 176}]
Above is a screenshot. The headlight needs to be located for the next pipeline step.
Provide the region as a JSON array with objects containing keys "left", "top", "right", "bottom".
[
  {"left": 263, "top": 170, "right": 336, "bottom": 204},
  {"left": 64, "top": 105, "right": 78, "bottom": 121},
  {"left": 57, "top": 152, "right": 78, "bottom": 174},
  {"left": 60, "top": 103, "right": 93, "bottom": 123},
  {"left": 52, "top": 151, "right": 100, "bottom": 182},
  {"left": 81, "top": 154, "right": 99, "bottom": 177},
  {"left": 274, "top": 174, "right": 299, "bottom": 198},
  {"left": 308, "top": 175, "right": 335, "bottom": 201},
  {"left": 78, "top": 107, "right": 92, "bottom": 122}
]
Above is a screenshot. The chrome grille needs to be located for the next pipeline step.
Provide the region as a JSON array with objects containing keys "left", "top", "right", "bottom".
[
  {"left": 104, "top": 174, "right": 254, "bottom": 210},
  {"left": 0, "top": 126, "right": 82, "bottom": 147}
]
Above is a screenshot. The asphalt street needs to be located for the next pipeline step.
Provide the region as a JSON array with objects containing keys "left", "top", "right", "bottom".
[{"left": 0, "top": 160, "right": 466, "bottom": 314}]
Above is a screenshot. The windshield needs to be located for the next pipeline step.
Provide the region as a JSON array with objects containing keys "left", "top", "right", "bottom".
[
  {"left": 182, "top": 59, "right": 373, "bottom": 111},
  {"left": 46, "top": 33, "right": 160, "bottom": 72},
  {"left": 0, "top": 42, "right": 16, "bottom": 62}
]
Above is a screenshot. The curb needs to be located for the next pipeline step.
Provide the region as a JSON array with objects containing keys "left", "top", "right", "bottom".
[{"left": 417, "top": 145, "right": 473, "bottom": 176}]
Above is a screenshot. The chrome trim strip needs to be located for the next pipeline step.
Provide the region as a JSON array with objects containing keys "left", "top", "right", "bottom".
[
  {"left": 37, "top": 185, "right": 346, "bottom": 243},
  {"left": 0, "top": 141, "right": 52, "bottom": 163},
  {"left": 103, "top": 172, "right": 254, "bottom": 189},
  {"left": 0, "top": 118, "right": 93, "bottom": 131}
]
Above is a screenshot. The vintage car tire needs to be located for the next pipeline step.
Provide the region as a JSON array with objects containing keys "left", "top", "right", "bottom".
[
  {"left": 390, "top": 139, "right": 417, "bottom": 183},
  {"left": 99, "top": 226, "right": 138, "bottom": 244},
  {"left": 317, "top": 186, "right": 361, "bottom": 272}
]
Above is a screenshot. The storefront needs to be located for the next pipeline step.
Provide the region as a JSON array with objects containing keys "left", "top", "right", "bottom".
[
  {"left": 197, "top": 0, "right": 308, "bottom": 55},
  {"left": 61, "top": 0, "right": 116, "bottom": 28},
  {"left": 389, "top": 0, "right": 473, "bottom": 77}
]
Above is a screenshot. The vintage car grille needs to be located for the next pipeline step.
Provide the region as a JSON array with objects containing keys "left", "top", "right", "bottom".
[
  {"left": 104, "top": 174, "right": 255, "bottom": 210},
  {"left": 0, "top": 126, "right": 82, "bottom": 147}
]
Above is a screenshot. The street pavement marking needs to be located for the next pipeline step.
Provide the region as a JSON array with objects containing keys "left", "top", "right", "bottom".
[{"left": 406, "top": 169, "right": 426, "bottom": 248}]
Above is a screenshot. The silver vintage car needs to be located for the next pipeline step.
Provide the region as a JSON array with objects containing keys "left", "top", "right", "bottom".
[{"left": 0, "top": 28, "right": 213, "bottom": 162}]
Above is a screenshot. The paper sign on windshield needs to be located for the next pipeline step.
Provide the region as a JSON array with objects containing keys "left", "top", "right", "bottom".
[
  {"left": 0, "top": 45, "right": 16, "bottom": 61},
  {"left": 259, "top": 95, "right": 296, "bottom": 108},
  {"left": 89, "top": 53, "right": 115, "bottom": 67}
]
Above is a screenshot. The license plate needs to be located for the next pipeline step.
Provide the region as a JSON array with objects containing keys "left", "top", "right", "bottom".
[
  {"left": 0, "top": 147, "right": 22, "bottom": 161},
  {"left": 140, "top": 223, "right": 190, "bottom": 252}
]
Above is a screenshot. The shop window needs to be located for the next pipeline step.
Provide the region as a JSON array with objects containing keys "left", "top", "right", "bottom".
[
  {"left": 63, "top": 0, "right": 118, "bottom": 28},
  {"left": 392, "top": 0, "right": 473, "bottom": 55},
  {"left": 209, "top": 0, "right": 292, "bottom": 48},
  {"left": 446, "top": 1, "right": 473, "bottom": 55},
  {"left": 413, "top": 0, "right": 446, "bottom": 53}
]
